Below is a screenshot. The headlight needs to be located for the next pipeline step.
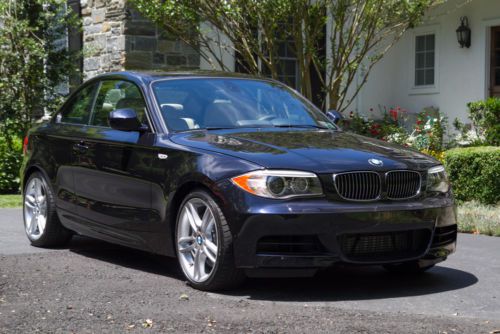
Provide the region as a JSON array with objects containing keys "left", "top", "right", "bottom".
[
  {"left": 427, "top": 165, "right": 450, "bottom": 193},
  {"left": 231, "top": 170, "right": 323, "bottom": 199}
]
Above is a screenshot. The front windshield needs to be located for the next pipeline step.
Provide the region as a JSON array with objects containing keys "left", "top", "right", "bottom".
[{"left": 152, "top": 78, "right": 337, "bottom": 132}]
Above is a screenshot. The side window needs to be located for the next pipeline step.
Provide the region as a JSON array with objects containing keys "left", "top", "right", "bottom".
[
  {"left": 90, "top": 80, "right": 148, "bottom": 127},
  {"left": 58, "top": 84, "right": 96, "bottom": 125}
]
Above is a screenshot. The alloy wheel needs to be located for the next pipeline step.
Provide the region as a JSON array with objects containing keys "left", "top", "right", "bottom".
[
  {"left": 177, "top": 198, "right": 219, "bottom": 283},
  {"left": 24, "top": 177, "right": 48, "bottom": 240}
]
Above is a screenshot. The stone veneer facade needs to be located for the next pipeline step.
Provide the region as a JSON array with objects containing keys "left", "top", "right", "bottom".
[{"left": 81, "top": 0, "right": 200, "bottom": 79}]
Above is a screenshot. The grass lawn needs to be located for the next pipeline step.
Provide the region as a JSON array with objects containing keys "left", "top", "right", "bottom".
[
  {"left": 0, "top": 195, "right": 497, "bottom": 236},
  {"left": 0, "top": 194, "right": 22, "bottom": 208},
  {"left": 457, "top": 201, "right": 500, "bottom": 237}
]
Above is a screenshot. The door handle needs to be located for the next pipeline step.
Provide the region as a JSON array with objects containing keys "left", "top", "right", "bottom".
[{"left": 73, "top": 141, "right": 89, "bottom": 153}]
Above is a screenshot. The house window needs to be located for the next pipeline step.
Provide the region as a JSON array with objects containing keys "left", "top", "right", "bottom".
[
  {"left": 261, "top": 39, "right": 299, "bottom": 89},
  {"left": 276, "top": 41, "right": 299, "bottom": 89},
  {"left": 414, "top": 34, "right": 435, "bottom": 86},
  {"left": 490, "top": 26, "right": 500, "bottom": 97}
]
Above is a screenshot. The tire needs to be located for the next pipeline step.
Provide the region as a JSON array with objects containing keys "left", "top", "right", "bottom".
[
  {"left": 383, "top": 261, "right": 435, "bottom": 274},
  {"left": 23, "top": 171, "right": 72, "bottom": 247},
  {"left": 175, "top": 189, "right": 245, "bottom": 291}
]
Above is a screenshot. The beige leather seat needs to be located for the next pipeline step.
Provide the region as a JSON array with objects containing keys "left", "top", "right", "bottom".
[{"left": 161, "top": 104, "right": 196, "bottom": 131}]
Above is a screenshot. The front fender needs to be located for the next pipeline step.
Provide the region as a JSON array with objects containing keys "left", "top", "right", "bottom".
[{"left": 149, "top": 145, "right": 262, "bottom": 256}]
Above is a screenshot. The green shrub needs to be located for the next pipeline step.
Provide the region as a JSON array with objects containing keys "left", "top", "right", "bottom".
[
  {"left": 0, "top": 136, "right": 22, "bottom": 194},
  {"left": 0, "top": 1, "right": 79, "bottom": 139},
  {"left": 467, "top": 98, "right": 500, "bottom": 145},
  {"left": 444, "top": 146, "right": 500, "bottom": 205}
]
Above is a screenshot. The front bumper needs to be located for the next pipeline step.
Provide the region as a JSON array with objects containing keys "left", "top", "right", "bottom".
[{"left": 229, "top": 196, "right": 457, "bottom": 269}]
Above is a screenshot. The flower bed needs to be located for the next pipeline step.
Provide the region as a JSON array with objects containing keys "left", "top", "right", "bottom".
[{"left": 341, "top": 105, "right": 446, "bottom": 154}]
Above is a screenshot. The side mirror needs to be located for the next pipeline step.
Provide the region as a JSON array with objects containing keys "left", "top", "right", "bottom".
[
  {"left": 326, "top": 110, "right": 344, "bottom": 125},
  {"left": 109, "top": 108, "right": 147, "bottom": 132}
]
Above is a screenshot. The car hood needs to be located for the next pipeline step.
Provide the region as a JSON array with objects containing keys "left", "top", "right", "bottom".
[{"left": 169, "top": 129, "right": 439, "bottom": 173}]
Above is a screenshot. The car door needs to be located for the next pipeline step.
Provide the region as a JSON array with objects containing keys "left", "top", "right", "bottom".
[
  {"left": 49, "top": 83, "right": 99, "bottom": 220},
  {"left": 72, "top": 79, "right": 159, "bottom": 244}
]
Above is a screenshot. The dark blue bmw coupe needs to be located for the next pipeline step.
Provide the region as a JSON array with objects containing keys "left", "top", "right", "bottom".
[{"left": 21, "top": 71, "right": 457, "bottom": 290}]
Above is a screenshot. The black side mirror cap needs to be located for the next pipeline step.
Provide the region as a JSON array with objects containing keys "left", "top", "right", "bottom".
[
  {"left": 326, "top": 110, "right": 344, "bottom": 125},
  {"left": 109, "top": 108, "right": 147, "bottom": 132}
]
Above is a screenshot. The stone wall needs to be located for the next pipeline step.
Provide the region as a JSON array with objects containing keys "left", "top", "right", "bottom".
[
  {"left": 124, "top": 8, "right": 200, "bottom": 71},
  {"left": 81, "top": 0, "right": 200, "bottom": 79},
  {"left": 81, "top": 0, "right": 127, "bottom": 79}
]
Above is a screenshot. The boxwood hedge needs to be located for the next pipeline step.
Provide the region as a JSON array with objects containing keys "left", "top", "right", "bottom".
[
  {"left": 0, "top": 136, "right": 22, "bottom": 194},
  {"left": 444, "top": 146, "right": 500, "bottom": 205}
]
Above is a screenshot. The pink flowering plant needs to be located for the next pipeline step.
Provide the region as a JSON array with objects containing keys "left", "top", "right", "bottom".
[
  {"left": 407, "top": 107, "right": 447, "bottom": 152},
  {"left": 343, "top": 106, "right": 447, "bottom": 155},
  {"left": 342, "top": 105, "right": 410, "bottom": 145}
]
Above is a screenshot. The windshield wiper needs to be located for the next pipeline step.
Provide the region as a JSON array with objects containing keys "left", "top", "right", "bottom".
[
  {"left": 272, "top": 124, "right": 331, "bottom": 130},
  {"left": 203, "top": 127, "right": 238, "bottom": 131},
  {"left": 172, "top": 127, "right": 236, "bottom": 133},
  {"left": 176, "top": 125, "right": 332, "bottom": 133}
]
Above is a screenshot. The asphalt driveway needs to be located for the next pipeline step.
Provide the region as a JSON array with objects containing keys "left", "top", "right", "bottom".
[{"left": 1, "top": 208, "right": 499, "bottom": 333}]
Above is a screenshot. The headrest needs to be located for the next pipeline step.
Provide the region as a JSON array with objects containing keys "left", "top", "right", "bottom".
[
  {"left": 160, "top": 103, "right": 184, "bottom": 111},
  {"left": 116, "top": 98, "right": 144, "bottom": 110}
]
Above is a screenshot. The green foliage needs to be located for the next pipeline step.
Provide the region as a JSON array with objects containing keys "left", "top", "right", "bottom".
[
  {"left": 341, "top": 112, "right": 373, "bottom": 136},
  {"left": 344, "top": 114, "right": 409, "bottom": 144},
  {"left": 0, "top": 136, "right": 23, "bottom": 194},
  {"left": 410, "top": 107, "right": 447, "bottom": 151},
  {"left": 0, "top": 0, "right": 79, "bottom": 143},
  {"left": 466, "top": 98, "right": 500, "bottom": 146},
  {"left": 345, "top": 106, "right": 449, "bottom": 156},
  {"left": 0, "top": 0, "right": 79, "bottom": 192},
  {"left": 444, "top": 147, "right": 500, "bottom": 205},
  {"left": 130, "top": 0, "right": 438, "bottom": 111},
  {"left": 451, "top": 117, "right": 485, "bottom": 147}
]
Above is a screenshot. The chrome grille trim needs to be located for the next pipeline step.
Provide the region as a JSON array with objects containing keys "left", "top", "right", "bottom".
[
  {"left": 333, "top": 171, "right": 381, "bottom": 201},
  {"left": 385, "top": 170, "right": 422, "bottom": 200}
]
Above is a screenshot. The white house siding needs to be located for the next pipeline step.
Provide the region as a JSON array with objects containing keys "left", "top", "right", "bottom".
[
  {"left": 199, "top": 22, "right": 235, "bottom": 72},
  {"left": 358, "top": 0, "right": 500, "bottom": 123}
]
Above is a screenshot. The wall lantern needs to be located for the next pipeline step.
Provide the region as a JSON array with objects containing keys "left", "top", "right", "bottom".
[{"left": 456, "top": 16, "right": 471, "bottom": 48}]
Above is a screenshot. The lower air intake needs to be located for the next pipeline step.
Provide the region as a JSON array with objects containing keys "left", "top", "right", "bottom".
[{"left": 338, "top": 229, "right": 431, "bottom": 262}]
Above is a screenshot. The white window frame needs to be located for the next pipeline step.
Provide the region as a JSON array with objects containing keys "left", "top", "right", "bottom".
[
  {"left": 258, "top": 28, "right": 300, "bottom": 90},
  {"left": 482, "top": 17, "right": 500, "bottom": 99},
  {"left": 409, "top": 25, "right": 440, "bottom": 95}
]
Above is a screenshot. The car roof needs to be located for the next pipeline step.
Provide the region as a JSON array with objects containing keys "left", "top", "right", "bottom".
[{"left": 91, "top": 70, "right": 273, "bottom": 85}]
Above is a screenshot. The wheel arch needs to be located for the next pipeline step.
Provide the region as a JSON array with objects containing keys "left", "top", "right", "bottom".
[
  {"left": 165, "top": 177, "right": 227, "bottom": 257},
  {"left": 22, "top": 165, "right": 51, "bottom": 194}
]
